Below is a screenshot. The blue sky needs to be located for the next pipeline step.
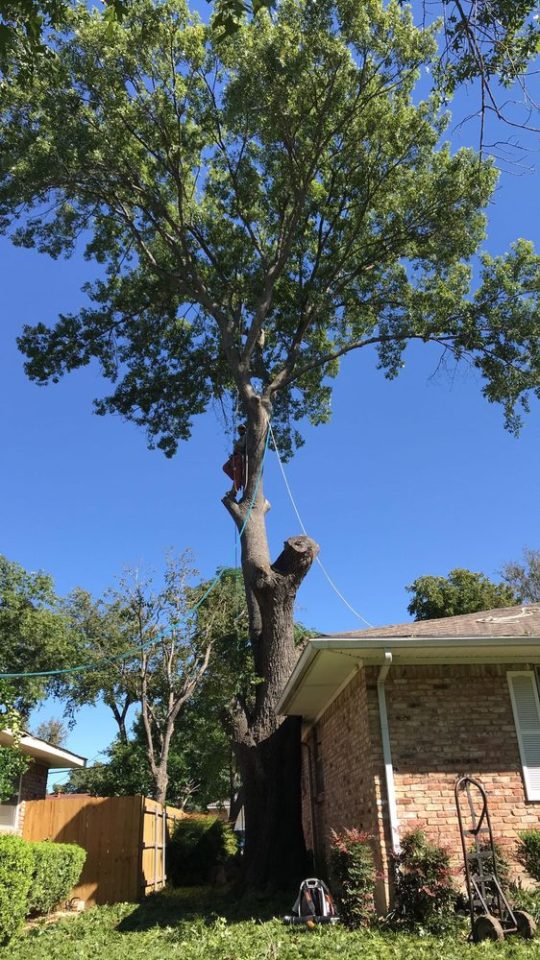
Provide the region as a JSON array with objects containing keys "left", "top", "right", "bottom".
[{"left": 1, "top": 3, "right": 539, "bottom": 783}]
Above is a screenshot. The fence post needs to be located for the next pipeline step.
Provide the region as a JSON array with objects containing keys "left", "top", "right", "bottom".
[
  {"left": 154, "top": 805, "right": 159, "bottom": 892},
  {"left": 162, "top": 804, "right": 167, "bottom": 888}
]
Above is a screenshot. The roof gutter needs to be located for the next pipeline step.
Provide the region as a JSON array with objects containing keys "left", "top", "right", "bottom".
[{"left": 377, "top": 651, "right": 401, "bottom": 854}]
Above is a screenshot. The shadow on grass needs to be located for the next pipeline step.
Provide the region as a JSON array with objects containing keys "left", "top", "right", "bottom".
[{"left": 116, "top": 885, "right": 291, "bottom": 933}]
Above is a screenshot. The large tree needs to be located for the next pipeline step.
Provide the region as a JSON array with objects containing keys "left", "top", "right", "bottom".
[{"left": 2, "top": 0, "right": 540, "bottom": 886}]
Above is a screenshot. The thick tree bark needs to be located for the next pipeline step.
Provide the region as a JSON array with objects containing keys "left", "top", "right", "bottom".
[
  {"left": 223, "top": 398, "right": 319, "bottom": 889},
  {"left": 154, "top": 767, "right": 168, "bottom": 807}
]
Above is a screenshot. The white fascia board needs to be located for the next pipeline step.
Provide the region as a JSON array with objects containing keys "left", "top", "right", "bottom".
[
  {"left": 312, "top": 635, "right": 540, "bottom": 652},
  {"left": 275, "top": 643, "right": 319, "bottom": 715},
  {"left": 278, "top": 635, "right": 540, "bottom": 718},
  {"left": 0, "top": 730, "right": 87, "bottom": 768}
]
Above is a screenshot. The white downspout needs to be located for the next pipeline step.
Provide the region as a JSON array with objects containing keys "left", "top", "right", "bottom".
[{"left": 377, "top": 651, "right": 401, "bottom": 854}]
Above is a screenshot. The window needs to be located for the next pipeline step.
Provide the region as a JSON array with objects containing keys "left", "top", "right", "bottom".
[
  {"left": 507, "top": 672, "right": 540, "bottom": 801},
  {"left": 0, "top": 777, "right": 21, "bottom": 831}
]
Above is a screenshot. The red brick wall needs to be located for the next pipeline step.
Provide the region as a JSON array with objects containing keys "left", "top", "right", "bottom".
[
  {"left": 20, "top": 761, "right": 49, "bottom": 801},
  {"left": 303, "top": 662, "right": 540, "bottom": 909},
  {"left": 18, "top": 761, "right": 49, "bottom": 834},
  {"left": 302, "top": 669, "right": 384, "bottom": 886},
  {"left": 378, "top": 664, "right": 540, "bottom": 880}
]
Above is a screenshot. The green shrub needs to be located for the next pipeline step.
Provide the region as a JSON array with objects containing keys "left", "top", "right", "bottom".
[
  {"left": 510, "top": 884, "right": 540, "bottom": 921},
  {"left": 390, "top": 830, "right": 457, "bottom": 933},
  {"left": 329, "top": 828, "right": 375, "bottom": 928},
  {"left": 168, "top": 815, "right": 238, "bottom": 886},
  {"left": 0, "top": 835, "right": 33, "bottom": 944},
  {"left": 516, "top": 830, "right": 540, "bottom": 883},
  {"left": 28, "top": 841, "right": 86, "bottom": 915}
]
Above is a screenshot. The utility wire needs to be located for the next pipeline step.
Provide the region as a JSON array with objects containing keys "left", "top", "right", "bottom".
[
  {"left": 267, "top": 423, "right": 374, "bottom": 629},
  {"left": 0, "top": 428, "right": 271, "bottom": 682}
]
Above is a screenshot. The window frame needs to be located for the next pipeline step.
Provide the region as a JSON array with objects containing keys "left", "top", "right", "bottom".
[{"left": 0, "top": 773, "right": 22, "bottom": 832}]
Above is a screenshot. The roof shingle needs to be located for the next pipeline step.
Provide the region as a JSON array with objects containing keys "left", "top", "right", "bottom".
[{"left": 326, "top": 603, "right": 540, "bottom": 641}]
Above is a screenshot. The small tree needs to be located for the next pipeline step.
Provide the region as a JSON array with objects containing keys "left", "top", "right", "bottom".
[{"left": 64, "top": 553, "right": 234, "bottom": 805}]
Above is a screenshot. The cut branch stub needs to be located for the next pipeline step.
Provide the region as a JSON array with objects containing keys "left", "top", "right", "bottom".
[{"left": 271, "top": 536, "right": 319, "bottom": 585}]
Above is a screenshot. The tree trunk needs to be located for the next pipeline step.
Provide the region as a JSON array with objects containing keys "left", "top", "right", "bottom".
[
  {"left": 154, "top": 765, "right": 168, "bottom": 806},
  {"left": 223, "top": 396, "right": 319, "bottom": 889}
]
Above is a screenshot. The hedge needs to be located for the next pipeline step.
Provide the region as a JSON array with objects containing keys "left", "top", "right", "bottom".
[
  {"left": 0, "top": 835, "right": 87, "bottom": 944},
  {"left": 168, "top": 815, "right": 238, "bottom": 886},
  {"left": 28, "top": 840, "right": 87, "bottom": 915},
  {"left": 0, "top": 835, "right": 34, "bottom": 945}
]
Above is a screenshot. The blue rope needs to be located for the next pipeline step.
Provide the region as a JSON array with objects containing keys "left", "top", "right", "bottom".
[
  {"left": 238, "top": 424, "right": 270, "bottom": 539},
  {"left": 0, "top": 425, "right": 270, "bottom": 681}
]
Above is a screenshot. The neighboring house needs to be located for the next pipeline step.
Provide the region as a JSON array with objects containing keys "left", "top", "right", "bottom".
[
  {"left": 0, "top": 729, "right": 86, "bottom": 835},
  {"left": 278, "top": 603, "right": 540, "bottom": 910}
]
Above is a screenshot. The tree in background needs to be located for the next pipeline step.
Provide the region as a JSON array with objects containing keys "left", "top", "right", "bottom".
[
  {"left": 0, "top": 555, "right": 72, "bottom": 717},
  {"left": 407, "top": 567, "right": 519, "bottom": 620},
  {"left": 67, "top": 708, "right": 232, "bottom": 809},
  {"left": 33, "top": 717, "right": 68, "bottom": 746},
  {"left": 0, "top": 555, "right": 74, "bottom": 802},
  {"left": 65, "top": 567, "right": 250, "bottom": 809},
  {"left": 502, "top": 548, "right": 540, "bottom": 603},
  {"left": 116, "top": 555, "right": 217, "bottom": 805},
  {"left": 60, "top": 589, "right": 140, "bottom": 744},
  {"left": 61, "top": 553, "right": 237, "bottom": 805},
  {"left": 67, "top": 736, "right": 152, "bottom": 797},
  {"left": 66, "top": 569, "right": 314, "bottom": 813},
  {"left": 0, "top": 683, "right": 29, "bottom": 802},
  {"left": 3, "top": 0, "right": 540, "bottom": 885}
]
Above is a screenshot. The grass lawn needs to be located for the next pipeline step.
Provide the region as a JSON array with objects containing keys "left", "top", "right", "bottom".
[{"left": 3, "top": 887, "right": 540, "bottom": 960}]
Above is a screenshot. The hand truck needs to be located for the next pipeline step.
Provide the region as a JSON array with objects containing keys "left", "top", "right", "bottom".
[{"left": 455, "top": 775, "right": 536, "bottom": 942}]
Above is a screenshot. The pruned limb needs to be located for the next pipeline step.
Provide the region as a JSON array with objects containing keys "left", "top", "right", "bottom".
[{"left": 271, "top": 536, "right": 320, "bottom": 586}]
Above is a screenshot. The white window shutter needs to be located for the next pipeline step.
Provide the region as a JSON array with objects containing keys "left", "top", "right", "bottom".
[{"left": 508, "top": 672, "right": 540, "bottom": 801}]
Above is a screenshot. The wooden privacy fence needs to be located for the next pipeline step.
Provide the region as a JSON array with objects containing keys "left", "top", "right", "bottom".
[{"left": 23, "top": 795, "right": 186, "bottom": 906}]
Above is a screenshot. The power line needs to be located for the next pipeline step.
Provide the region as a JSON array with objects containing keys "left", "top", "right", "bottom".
[{"left": 267, "top": 423, "right": 374, "bottom": 629}]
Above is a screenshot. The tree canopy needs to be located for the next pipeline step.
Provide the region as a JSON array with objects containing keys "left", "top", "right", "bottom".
[
  {"left": 407, "top": 567, "right": 519, "bottom": 620},
  {"left": 1, "top": 0, "right": 539, "bottom": 459},
  {"left": 0, "top": 555, "right": 73, "bottom": 715}
]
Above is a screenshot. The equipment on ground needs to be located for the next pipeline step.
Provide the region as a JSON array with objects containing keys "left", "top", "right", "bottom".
[
  {"left": 455, "top": 775, "right": 537, "bottom": 942},
  {"left": 283, "top": 877, "right": 339, "bottom": 927}
]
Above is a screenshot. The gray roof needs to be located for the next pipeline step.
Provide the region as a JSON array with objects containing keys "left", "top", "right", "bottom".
[{"left": 326, "top": 603, "right": 540, "bottom": 641}]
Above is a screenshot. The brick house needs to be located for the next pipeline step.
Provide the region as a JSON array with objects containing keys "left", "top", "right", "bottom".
[
  {"left": 0, "top": 729, "right": 86, "bottom": 835},
  {"left": 278, "top": 603, "right": 540, "bottom": 909}
]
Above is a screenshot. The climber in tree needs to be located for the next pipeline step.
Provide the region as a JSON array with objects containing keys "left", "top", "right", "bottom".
[{"left": 223, "top": 425, "right": 247, "bottom": 499}]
